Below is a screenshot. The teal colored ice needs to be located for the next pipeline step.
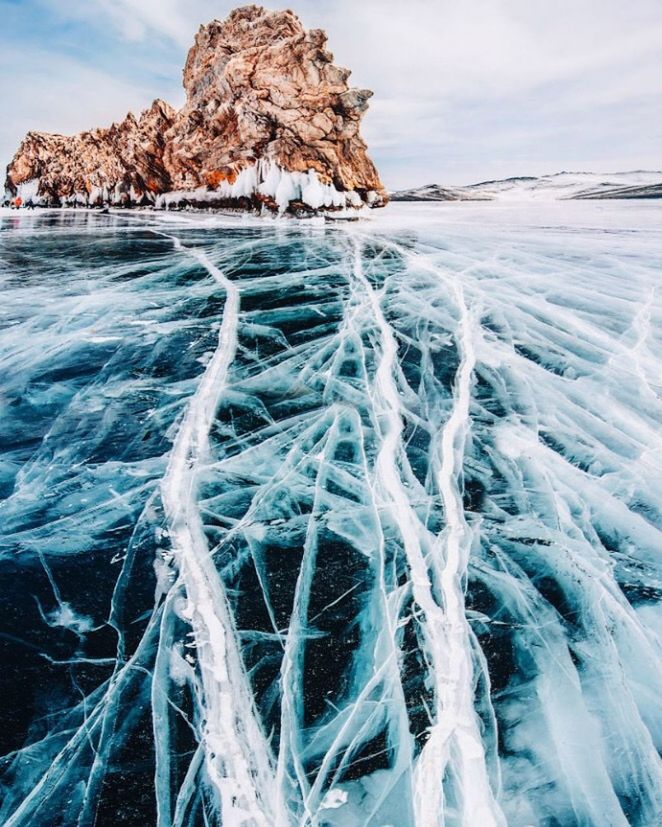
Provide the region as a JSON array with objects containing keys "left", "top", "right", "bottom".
[{"left": 1, "top": 203, "right": 661, "bottom": 827}]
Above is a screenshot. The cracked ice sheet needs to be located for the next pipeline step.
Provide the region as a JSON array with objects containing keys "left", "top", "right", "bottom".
[{"left": 0, "top": 201, "right": 661, "bottom": 827}]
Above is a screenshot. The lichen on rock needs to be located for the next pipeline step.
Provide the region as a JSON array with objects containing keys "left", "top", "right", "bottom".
[{"left": 5, "top": 5, "right": 387, "bottom": 214}]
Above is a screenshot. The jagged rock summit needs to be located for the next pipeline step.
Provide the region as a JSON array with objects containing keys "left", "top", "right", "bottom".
[{"left": 5, "top": 5, "right": 387, "bottom": 214}]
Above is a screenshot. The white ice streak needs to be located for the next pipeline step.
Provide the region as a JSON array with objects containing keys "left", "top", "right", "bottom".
[
  {"left": 349, "top": 238, "right": 505, "bottom": 827},
  {"left": 423, "top": 271, "right": 505, "bottom": 827},
  {"left": 159, "top": 235, "right": 279, "bottom": 827}
]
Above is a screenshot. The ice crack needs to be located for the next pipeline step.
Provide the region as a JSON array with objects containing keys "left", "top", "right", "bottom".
[{"left": 160, "top": 235, "right": 279, "bottom": 827}]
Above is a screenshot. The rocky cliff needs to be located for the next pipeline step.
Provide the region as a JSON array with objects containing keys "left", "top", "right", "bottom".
[
  {"left": 5, "top": 5, "right": 387, "bottom": 214},
  {"left": 7, "top": 101, "right": 177, "bottom": 208}
]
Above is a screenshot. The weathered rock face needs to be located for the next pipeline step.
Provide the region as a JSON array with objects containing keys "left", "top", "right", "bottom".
[
  {"left": 5, "top": 5, "right": 387, "bottom": 213},
  {"left": 7, "top": 101, "right": 176, "bottom": 207}
]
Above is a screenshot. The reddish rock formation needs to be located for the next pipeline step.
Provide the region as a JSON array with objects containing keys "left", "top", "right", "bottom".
[
  {"left": 5, "top": 5, "right": 387, "bottom": 213},
  {"left": 6, "top": 101, "right": 176, "bottom": 207}
]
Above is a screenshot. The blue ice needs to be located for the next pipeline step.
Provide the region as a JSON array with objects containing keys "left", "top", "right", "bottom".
[{"left": 0, "top": 203, "right": 661, "bottom": 826}]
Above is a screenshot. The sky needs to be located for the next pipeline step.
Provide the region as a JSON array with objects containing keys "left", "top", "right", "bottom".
[{"left": 1, "top": 0, "right": 661, "bottom": 189}]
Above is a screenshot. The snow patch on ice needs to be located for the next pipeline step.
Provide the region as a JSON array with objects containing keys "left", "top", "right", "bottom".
[
  {"left": 47, "top": 603, "right": 94, "bottom": 636},
  {"left": 320, "top": 788, "right": 348, "bottom": 809}
]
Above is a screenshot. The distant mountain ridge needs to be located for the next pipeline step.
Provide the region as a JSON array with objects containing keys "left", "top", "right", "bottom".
[{"left": 390, "top": 171, "right": 662, "bottom": 202}]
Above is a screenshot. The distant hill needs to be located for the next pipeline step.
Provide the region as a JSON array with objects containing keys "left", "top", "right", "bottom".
[{"left": 390, "top": 171, "right": 662, "bottom": 202}]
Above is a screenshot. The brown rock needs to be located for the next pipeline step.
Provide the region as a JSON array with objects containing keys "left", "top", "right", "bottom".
[
  {"left": 6, "top": 101, "right": 176, "bottom": 206},
  {"left": 5, "top": 5, "right": 387, "bottom": 213}
]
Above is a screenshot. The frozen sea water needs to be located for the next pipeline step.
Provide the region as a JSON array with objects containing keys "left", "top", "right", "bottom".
[{"left": 0, "top": 202, "right": 660, "bottom": 826}]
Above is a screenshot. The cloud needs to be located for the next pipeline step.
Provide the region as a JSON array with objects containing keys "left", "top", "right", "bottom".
[
  {"left": 89, "top": 0, "right": 206, "bottom": 48},
  {"left": 37, "top": 0, "right": 233, "bottom": 49}
]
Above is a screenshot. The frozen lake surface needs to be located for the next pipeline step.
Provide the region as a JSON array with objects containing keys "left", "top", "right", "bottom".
[{"left": 1, "top": 202, "right": 661, "bottom": 826}]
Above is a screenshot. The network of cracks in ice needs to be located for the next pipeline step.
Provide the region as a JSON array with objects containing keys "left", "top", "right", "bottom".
[{"left": 0, "top": 207, "right": 661, "bottom": 827}]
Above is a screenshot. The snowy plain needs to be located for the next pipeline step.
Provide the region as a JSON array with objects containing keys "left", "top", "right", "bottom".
[{"left": 0, "top": 201, "right": 661, "bottom": 826}]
